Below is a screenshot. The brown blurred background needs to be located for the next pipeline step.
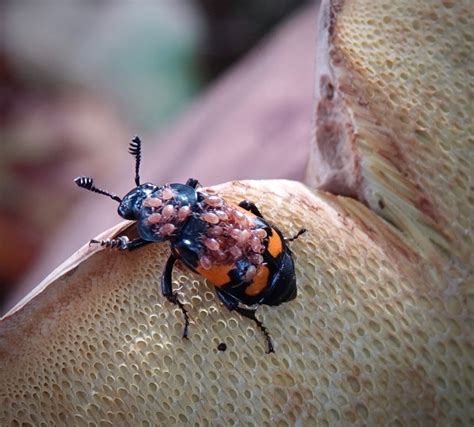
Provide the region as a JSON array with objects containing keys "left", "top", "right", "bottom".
[{"left": 0, "top": 0, "right": 316, "bottom": 314}]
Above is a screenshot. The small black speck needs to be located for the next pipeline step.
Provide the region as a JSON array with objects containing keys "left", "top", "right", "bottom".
[
  {"left": 378, "top": 199, "right": 385, "bottom": 209},
  {"left": 217, "top": 342, "right": 227, "bottom": 352}
]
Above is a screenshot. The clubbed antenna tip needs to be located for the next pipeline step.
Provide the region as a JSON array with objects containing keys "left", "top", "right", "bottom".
[
  {"left": 129, "top": 136, "right": 142, "bottom": 186},
  {"left": 74, "top": 176, "right": 121, "bottom": 203}
]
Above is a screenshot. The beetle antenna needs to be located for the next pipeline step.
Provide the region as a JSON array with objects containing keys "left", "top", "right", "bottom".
[
  {"left": 74, "top": 176, "right": 122, "bottom": 203},
  {"left": 285, "top": 228, "right": 307, "bottom": 243},
  {"left": 129, "top": 136, "right": 142, "bottom": 186}
]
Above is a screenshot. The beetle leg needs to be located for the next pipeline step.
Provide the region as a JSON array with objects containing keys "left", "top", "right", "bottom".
[
  {"left": 238, "top": 200, "right": 264, "bottom": 218},
  {"left": 284, "top": 228, "right": 307, "bottom": 243},
  {"left": 185, "top": 178, "right": 200, "bottom": 189},
  {"left": 236, "top": 307, "right": 274, "bottom": 353},
  {"left": 215, "top": 288, "right": 274, "bottom": 354},
  {"left": 90, "top": 236, "right": 151, "bottom": 251},
  {"left": 161, "top": 254, "right": 190, "bottom": 339},
  {"left": 214, "top": 287, "right": 239, "bottom": 309}
]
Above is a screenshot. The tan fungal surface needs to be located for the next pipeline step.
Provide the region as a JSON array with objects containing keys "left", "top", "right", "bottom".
[
  {"left": 307, "top": 0, "right": 474, "bottom": 262},
  {"left": 1, "top": 180, "right": 473, "bottom": 426},
  {"left": 1, "top": 1, "right": 473, "bottom": 425}
]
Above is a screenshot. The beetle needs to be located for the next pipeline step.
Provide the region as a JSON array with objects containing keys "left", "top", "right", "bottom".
[{"left": 75, "top": 136, "right": 305, "bottom": 353}]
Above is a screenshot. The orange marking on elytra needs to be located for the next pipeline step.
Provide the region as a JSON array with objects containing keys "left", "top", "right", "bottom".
[
  {"left": 196, "top": 264, "right": 233, "bottom": 287},
  {"left": 267, "top": 231, "right": 283, "bottom": 258},
  {"left": 245, "top": 265, "right": 270, "bottom": 296}
]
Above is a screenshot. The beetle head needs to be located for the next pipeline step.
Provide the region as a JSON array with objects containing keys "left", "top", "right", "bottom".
[
  {"left": 75, "top": 136, "right": 154, "bottom": 220},
  {"left": 117, "top": 182, "right": 157, "bottom": 220}
]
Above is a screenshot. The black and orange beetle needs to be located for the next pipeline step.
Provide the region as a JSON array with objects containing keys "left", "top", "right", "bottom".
[{"left": 75, "top": 137, "right": 305, "bottom": 353}]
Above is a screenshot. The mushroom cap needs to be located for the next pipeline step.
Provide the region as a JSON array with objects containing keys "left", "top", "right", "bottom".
[
  {"left": 307, "top": 0, "right": 474, "bottom": 263},
  {"left": 1, "top": 180, "right": 471, "bottom": 425}
]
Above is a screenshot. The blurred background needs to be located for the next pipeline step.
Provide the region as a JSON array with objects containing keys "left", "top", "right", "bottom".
[{"left": 0, "top": 0, "right": 316, "bottom": 314}]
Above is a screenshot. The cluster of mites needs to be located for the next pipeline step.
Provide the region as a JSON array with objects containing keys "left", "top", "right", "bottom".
[{"left": 143, "top": 186, "right": 268, "bottom": 282}]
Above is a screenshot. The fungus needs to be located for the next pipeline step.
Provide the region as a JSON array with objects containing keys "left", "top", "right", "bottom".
[
  {"left": 1, "top": 0, "right": 472, "bottom": 424},
  {"left": 307, "top": 0, "right": 473, "bottom": 263},
  {"left": 1, "top": 180, "right": 472, "bottom": 425}
]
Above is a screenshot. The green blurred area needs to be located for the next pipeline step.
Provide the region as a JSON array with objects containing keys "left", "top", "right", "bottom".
[
  {"left": 0, "top": 0, "right": 307, "bottom": 307},
  {"left": 2, "top": 2, "right": 203, "bottom": 131}
]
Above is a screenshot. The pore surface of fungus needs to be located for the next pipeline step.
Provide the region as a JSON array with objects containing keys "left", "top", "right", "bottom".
[
  {"left": 1, "top": 180, "right": 472, "bottom": 425},
  {"left": 1, "top": 0, "right": 473, "bottom": 425},
  {"left": 307, "top": 0, "right": 474, "bottom": 263}
]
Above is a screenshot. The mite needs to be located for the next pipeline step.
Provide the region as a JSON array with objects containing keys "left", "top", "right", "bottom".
[{"left": 75, "top": 136, "right": 305, "bottom": 353}]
